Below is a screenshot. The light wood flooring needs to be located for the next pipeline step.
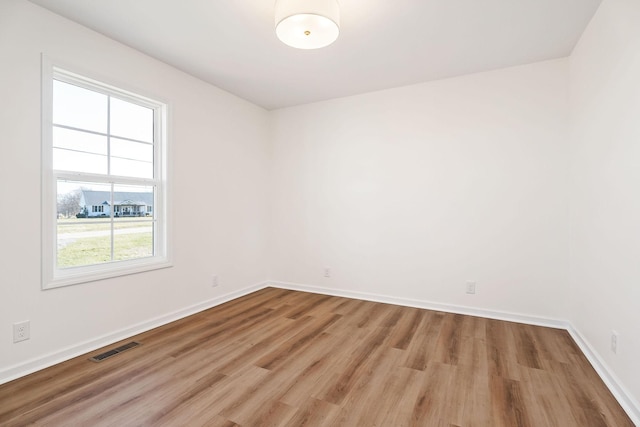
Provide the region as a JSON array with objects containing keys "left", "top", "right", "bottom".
[{"left": 0, "top": 288, "right": 633, "bottom": 426}]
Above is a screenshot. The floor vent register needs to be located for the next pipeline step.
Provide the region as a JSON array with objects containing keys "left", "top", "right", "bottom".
[{"left": 89, "top": 341, "right": 141, "bottom": 362}]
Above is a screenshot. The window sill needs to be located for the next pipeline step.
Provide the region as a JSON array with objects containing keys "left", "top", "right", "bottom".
[{"left": 43, "top": 258, "right": 173, "bottom": 290}]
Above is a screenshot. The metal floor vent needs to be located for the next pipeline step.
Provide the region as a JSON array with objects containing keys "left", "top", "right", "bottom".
[{"left": 89, "top": 341, "right": 141, "bottom": 362}]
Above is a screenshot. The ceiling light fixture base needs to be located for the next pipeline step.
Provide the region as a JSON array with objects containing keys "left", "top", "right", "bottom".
[{"left": 275, "top": 0, "right": 340, "bottom": 50}]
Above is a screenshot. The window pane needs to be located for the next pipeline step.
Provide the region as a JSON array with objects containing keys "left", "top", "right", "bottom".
[
  {"left": 110, "top": 97, "right": 154, "bottom": 143},
  {"left": 57, "top": 222, "right": 111, "bottom": 268},
  {"left": 53, "top": 126, "right": 107, "bottom": 155},
  {"left": 110, "top": 137, "right": 154, "bottom": 180},
  {"left": 114, "top": 221, "right": 153, "bottom": 261},
  {"left": 111, "top": 138, "right": 153, "bottom": 163},
  {"left": 53, "top": 148, "right": 107, "bottom": 174},
  {"left": 53, "top": 80, "right": 107, "bottom": 133},
  {"left": 112, "top": 183, "right": 154, "bottom": 261},
  {"left": 111, "top": 156, "right": 153, "bottom": 179}
]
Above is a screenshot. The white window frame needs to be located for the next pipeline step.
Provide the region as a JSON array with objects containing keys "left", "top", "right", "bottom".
[{"left": 41, "top": 56, "right": 171, "bottom": 289}]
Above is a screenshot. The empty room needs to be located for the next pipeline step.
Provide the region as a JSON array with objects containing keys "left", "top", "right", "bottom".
[{"left": 0, "top": 0, "right": 638, "bottom": 425}]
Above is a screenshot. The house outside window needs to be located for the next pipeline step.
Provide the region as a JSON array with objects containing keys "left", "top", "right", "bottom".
[
  {"left": 42, "top": 58, "right": 170, "bottom": 289},
  {"left": 80, "top": 190, "right": 153, "bottom": 217}
]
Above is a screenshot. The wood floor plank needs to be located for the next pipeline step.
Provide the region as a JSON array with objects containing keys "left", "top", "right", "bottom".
[
  {"left": 329, "top": 345, "right": 405, "bottom": 426},
  {"left": 490, "top": 376, "right": 534, "bottom": 427},
  {"left": 314, "top": 325, "right": 390, "bottom": 405},
  {"left": 434, "top": 313, "right": 465, "bottom": 366},
  {"left": 275, "top": 332, "right": 355, "bottom": 408},
  {"left": 214, "top": 315, "right": 314, "bottom": 375},
  {"left": 485, "top": 319, "right": 522, "bottom": 381},
  {"left": 411, "top": 361, "right": 458, "bottom": 425},
  {"left": 519, "top": 364, "right": 576, "bottom": 427},
  {"left": 388, "top": 306, "right": 424, "bottom": 350},
  {"left": 284, "top": 397, "right": 340, "bottom": 427},
  {"left": 403, "top": 310, "right": 445, "bottom": 371},
  {"left": 255, "top": 313, "right": 343, "bottom": 371},
  {"left": 0, "top": 288, "right": 633, "bottom": 426},
  {"left": 220, "top": 334, "right": 335, "bottom": 423},
  {"left": 344, "top": 348, "right": 414, "bottom": 426},
  {"left": 378, "top": 366, "right": 427, "bottom": 426},
  {"left": 448, "top": 348, "right": 491, "bottom": 426}
]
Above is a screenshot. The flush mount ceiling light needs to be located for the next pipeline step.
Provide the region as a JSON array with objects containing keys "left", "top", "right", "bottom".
[{"left": 275, "top": 0, "right": 340, "bottom": 49}]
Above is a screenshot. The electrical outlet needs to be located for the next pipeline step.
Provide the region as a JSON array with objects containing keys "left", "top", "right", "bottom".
[
  {"left": 212, "top": 275, "right": 219, "bottom": 287},
  {"left": 324, "top": 267, "right": 331, "bottom": 278},
  {"left": 466, "top": 281, "right": 476, "bottom": 294},
  {"left": 611, "top": 331, "right": 618, "bottom": 354},
  {"left": 13, "top": 321, "right": 30, "bottom": 343}
]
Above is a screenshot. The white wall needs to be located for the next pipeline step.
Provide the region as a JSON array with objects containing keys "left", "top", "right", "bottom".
[
  {"left": 0, "top": 0, "right": 270, "bottom": 379},
  {"left": 270, "top": 59, "right": 571, "bottom": 320},
  {"left": 569, "top": 0, "right": 640, "bottom": 407}
]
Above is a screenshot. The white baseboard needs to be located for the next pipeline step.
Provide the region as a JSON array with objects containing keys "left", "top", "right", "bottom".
[
  {"left": 0, "top": 281, "right": 269, "bottom": 386},
  {"left": 268, "top": 280, "right": 640, "bottom": 425}
]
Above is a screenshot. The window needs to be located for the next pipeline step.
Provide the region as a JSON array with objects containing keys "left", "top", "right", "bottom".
[{"left": 42, "top": 60, "right": 170, "bottom": 289}]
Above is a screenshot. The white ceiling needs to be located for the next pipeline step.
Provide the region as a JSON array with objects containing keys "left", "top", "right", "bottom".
[{"left": 28, "top": 0, "right": 602, "bottom": 110}]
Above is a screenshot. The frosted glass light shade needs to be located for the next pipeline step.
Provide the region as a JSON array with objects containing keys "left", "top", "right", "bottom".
[{"left": 275, "top": 0, "right": 340, "bottom": 49}]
